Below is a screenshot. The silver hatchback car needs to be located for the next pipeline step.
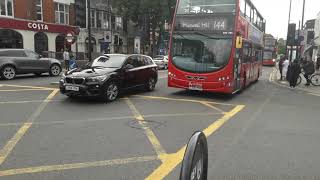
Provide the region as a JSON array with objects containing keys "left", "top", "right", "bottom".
[{"left": 0, "top": 49, "right": 62, "bottom": 80}]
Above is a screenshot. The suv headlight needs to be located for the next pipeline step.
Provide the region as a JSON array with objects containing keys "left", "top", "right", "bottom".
[
  {"left": 87, "top": 75, "right": 109, "bottom": 82},
  {"left": 60, "top": 74, "right": 66, "bottom": 83}
]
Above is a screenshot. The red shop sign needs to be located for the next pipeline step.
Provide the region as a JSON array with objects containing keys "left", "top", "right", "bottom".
[{"left": 0, "top": 17, "right": 79, "bottom": 35}]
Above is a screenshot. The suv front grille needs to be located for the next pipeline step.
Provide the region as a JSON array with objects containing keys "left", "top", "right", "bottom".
[
  {"left": 74, "top": 78, "right": 85, "bottom": 84},
  {"left": 66, "top": 77, "right": 73, "bottom": 83},
  {"left": 65, "top": 77, "right": 85, "bottom": 85}
]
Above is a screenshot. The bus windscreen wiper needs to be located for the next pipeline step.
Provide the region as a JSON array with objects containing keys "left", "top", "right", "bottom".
[{"left": 193, "top": 32, "right": 231, "bottom": 40}]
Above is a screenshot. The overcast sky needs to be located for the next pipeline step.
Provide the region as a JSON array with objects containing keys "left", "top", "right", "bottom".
[{"left": 252, "top": 0, "right": 320, "bottom": 39}]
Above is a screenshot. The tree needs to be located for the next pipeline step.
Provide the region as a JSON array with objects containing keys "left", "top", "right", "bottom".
[{"left": 112, "top": 0, "right": 176, "bottom": 56}]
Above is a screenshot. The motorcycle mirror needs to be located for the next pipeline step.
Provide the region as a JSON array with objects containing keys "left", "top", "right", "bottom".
[{"left": 179, "top": 131, "right": 208, "bottom": 180}]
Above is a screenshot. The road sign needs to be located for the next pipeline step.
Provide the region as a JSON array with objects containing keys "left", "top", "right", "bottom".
[
  {"left": 66, "top": 32, "right": 75, "bottom": 44},
  {"left": 180, "top": 131, "right": 208, "bottom": 180}
]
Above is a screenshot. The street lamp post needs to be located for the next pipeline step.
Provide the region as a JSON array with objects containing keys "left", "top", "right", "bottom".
[
  {"left": 285, "top": 0, "right": 293, "bottom": 59},
  {"left": 87, "top": 0, "right": 92, "bottom": 62}
]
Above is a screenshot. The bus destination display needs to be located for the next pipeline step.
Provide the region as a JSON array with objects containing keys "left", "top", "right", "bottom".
[{"left": 175, "top": 15, "right": 234, "bottom": 35}]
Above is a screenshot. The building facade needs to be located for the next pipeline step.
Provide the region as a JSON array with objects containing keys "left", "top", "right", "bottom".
[
  {"left": 75, "top": 0, "right": 127, "bottom": 57},
  {"left": 0, "top": 0, "right": 128, "bottom": 60},
  {"left": 314, "top": 12, "right": 320, "bottom": 59},
  {"left": 0, "top": 0, "right": 79, "bottom": 55}
]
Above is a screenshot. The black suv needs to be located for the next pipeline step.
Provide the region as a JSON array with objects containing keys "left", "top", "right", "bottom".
[
  {"left": 60, "top": 54, "right": 158, "bottom": 101},
  {"left": 0, "top": 49, "right": 62, "bottom": 80}
]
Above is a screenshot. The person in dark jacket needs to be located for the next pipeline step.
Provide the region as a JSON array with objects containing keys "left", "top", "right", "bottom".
[
  {"left": 302, "top": 60, "right": 315, "bottom": 86},
  {"left": 289, "top": 60, "right": 301, "bottom": 88},
  {"left": 278, "top": 56, "right": 285, "bottom": 80},
  {"left": 316, "top": 56, "right": 320, "bottom": 70}
]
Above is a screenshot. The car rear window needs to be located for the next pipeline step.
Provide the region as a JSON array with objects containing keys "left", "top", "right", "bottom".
[
  {"left": 0, "top": 50, "right": 26, "bottom": 57},
  {"left": 0, "top": 51, "right": 8, "bottom": 56},
  {"left": 154, "top": 56, "right": 164, "bottom": 60}
]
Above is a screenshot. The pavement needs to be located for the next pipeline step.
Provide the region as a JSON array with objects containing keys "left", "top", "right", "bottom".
[
  {"left": 0, "top": 68, "right": 320, "bottom": 179},
  {"left": 270, "top": 67, "right": 320, "bottom": 96}
]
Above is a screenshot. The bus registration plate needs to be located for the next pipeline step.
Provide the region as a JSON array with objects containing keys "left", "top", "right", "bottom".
[{"left": 189, "top": 82, "right": 203, "bottom": 91}]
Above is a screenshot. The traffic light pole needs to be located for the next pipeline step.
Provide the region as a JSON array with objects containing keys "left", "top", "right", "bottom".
[{"left": 87, "top": 0, "right": 92, "bottom": 62}]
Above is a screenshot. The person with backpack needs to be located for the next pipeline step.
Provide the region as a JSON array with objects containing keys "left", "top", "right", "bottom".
[
  {"left": 288, "top": 59, "right": 301, "bottom": 88},
  {"left": 302, "top": 60, "right": 315, "bottom": 86}
]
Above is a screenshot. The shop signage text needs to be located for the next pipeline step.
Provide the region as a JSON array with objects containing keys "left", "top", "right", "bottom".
[{"left": 27, "top": 22, "right": 49, "bottom": 31}]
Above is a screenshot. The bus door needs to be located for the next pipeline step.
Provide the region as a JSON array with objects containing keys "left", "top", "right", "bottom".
[
  {"left": 234, "top": 48, "right": 242, "bottom": 91},
  {"left": 242, "top": 42, "right": 252, "bottom": 87}
]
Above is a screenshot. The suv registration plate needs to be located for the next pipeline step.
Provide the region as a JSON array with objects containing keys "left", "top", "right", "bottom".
[{"left": 65, "top": 86, "right": 79, "bottom": 91}]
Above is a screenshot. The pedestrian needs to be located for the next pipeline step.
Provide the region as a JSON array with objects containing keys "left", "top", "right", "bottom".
[
  {"left": 316, "top": 56, "right": 320, "bottom": 70},
  {"left": 302, "top": 60, "right": 315, "bottom": 86},
  {"left": 282, "top": 57, "right": 289, "bottom": 81},
  {"left": 289, "top": 59, "right": 301, "bottom": 88},
  {"left": 63, "top": 49, "right": 70, "bottom": 71},
  {"left": 279, "top": 56, "right": 285, "bottom": 80},
  {"left": 69, "top": 54, "right": 77, "bottom": 70}
]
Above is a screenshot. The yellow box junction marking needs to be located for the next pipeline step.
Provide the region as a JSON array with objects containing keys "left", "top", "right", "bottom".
[
  {"left": 0, "top": 89, "right": 53, "bottom": 92},
  {"left": 0, "top": 84, "right": 55, "bottom": 90},
  {"left": 145, "top": 105, "right": 245, "bottom": 180},
  {"left": 200, "top": 101, "right": 226, "bottom": 114},
  {"left": 0, "top": 89, "right": 59, "bottom": 165},
  {"left": 0, "top": 156, "right": 157, "bottom": 177},
  {"left": 132, "top": 95, "right": 234, "bottom": 106},
  {"left": 125, "top": 98, "right": 167, "bottom": 161}
]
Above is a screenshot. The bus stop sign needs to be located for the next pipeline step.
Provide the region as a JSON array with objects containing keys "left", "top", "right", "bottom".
[{"left": 180, "top": 131, "right": 208, "bottom": 180}]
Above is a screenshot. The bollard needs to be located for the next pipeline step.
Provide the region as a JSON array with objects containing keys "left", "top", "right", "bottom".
[{"left": 179, "top": 131, "right": 208, "bottom": 180}]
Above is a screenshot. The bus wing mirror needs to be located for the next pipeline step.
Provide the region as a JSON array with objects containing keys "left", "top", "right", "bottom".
[
  {"left": 236, "top": 36, "right": 243, "bottom": 49},
  {"left": 179, "top": 131, "right": 208, "bottom": 180}
]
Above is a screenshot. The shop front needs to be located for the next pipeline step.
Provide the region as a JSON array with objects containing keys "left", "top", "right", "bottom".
[{"left": 0, "top": 17, "right": 79, "bottom": 55}]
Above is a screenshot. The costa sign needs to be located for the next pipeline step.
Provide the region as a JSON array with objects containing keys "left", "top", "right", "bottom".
[
  {"left": 0, "top": 18, "right": 79, "bottom": 35},
  {"left": 27, "top": 22, "right": 49, "bottom": 31}
]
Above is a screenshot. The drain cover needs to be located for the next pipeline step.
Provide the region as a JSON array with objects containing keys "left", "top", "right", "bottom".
[{"left": 128, "top": 119, "right": 165, "bottom": 130}]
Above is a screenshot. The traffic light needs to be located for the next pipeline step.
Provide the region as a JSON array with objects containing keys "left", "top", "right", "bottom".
[{"left": 287, "top": 23, "right": 296, "bottom": 46}]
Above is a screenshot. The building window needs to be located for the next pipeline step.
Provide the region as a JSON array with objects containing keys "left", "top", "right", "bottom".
[
  {"left": 116, "top": 17, "right": 122, "bottom": 31},
  {"left": 102, "top": 12, "right": 109, "bottom": 29},
  {"left": 90, "top": 9, "right": 95, "bottom": 28},
  {"left": 96, "top": 11, "right": 101, "bottom": 28},
  {"left": 55, "top": 3, "right": 69, "bottom": 24},
  {"left": 36, "top": 0, "right": 43, "bottom": 21},
  {"left": 75, "top": 0, "right": 86, "bottom": 28},
  {"left": 0, "top": 0, "right": 13, "bottom": 17}
]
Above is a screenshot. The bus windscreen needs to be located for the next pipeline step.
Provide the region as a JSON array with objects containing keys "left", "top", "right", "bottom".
[{"left": 171, "top": 33, "right": 232, "bottom": 73}]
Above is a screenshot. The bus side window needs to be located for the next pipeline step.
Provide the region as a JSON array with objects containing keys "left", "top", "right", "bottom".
[{"left": 243, "top": 43, "right": 251, "bottom": 63}]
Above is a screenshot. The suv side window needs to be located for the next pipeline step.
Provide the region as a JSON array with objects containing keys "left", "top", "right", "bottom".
[
  {"left": 125, "top": 56, "right": 139, "bottom": 68},
  {"left": 144, "top": 57, "right": 153, "bottom": 65},
  {"left": 136, "top": 56, "right": 146, "bottom": 67},
  {"left": 25, "top": 50, "right": 39, "bottom": 59}
]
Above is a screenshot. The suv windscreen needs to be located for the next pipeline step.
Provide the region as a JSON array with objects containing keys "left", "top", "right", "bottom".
[{"left": 91, "top": 55, "right": 127, "bottom": 68}]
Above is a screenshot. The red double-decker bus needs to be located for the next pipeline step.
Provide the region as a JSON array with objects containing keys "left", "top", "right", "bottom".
[
  {"left": 168, "top": 0, "right": 265, "bottom": 94},
  {"left": 263, "top": 34, "right": 277, "bottom": 66}
]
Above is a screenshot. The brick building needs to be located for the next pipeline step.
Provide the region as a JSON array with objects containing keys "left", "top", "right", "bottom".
[
  {"left": 0, "top": 0, "right": 79, "bottom": 55},
  {"left": 0, "top": 0, "right": 127, "bottom": 58}
]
